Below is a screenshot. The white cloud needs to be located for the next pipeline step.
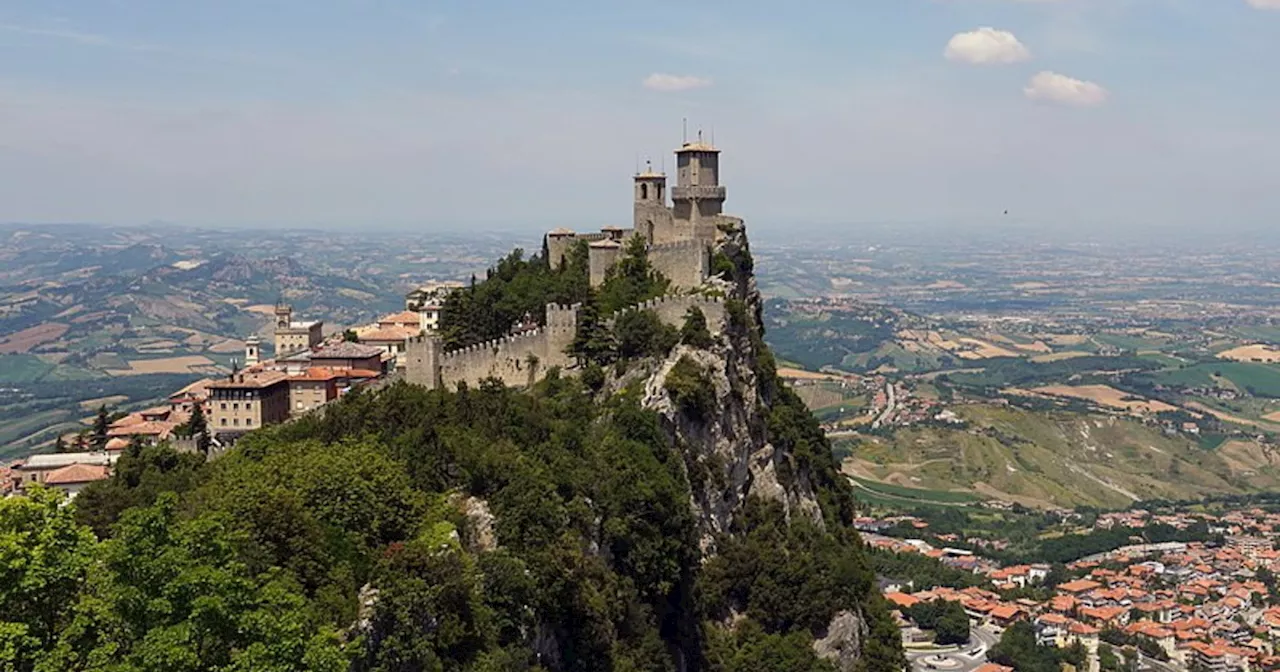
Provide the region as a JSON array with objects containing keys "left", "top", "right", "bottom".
[
  {"left": 642, "top": 73, "right": 712, "bottom": 92},
  {"left": 1023, "top": 71, "right": 1108, "bottom": 107},
  {"left": 1246, "top": 0, "right": 1280, "bottom": 9},
  {"left": 944, "top": 27, "right": 1031, "bottom": 65}
]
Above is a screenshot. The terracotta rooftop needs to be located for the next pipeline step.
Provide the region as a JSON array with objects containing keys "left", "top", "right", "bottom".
[
  {"left": 379, "top": 311, "right": 421, "bottom": 325},
  {"left": 360, "top": 326, "right": 420, "bottom": 342},
  {"left": 1058, "top": 579, "right": 1102, "bottom": 593},
  {"left": 107, "top": 421, "right": 175, "bottom": 438},
  {"left": 168, "top": 377, "right": 217, "bottom": 400},
  {"left": 44, "top": 463, "right": 109, "bottom": 485}
]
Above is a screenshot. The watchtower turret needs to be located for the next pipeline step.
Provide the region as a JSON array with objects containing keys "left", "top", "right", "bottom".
[{"left": 671, "top": 132, "right": 725, "bottom": 227}]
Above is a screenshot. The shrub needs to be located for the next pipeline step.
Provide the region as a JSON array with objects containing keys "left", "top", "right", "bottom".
[
  {"left": 665, "top": 356, "right": 716, "bottom": 419},
  {"left": 680, "top": 307, "right": 715, "bottom": 349},
  {"left": 616, "top": 309, "right": 679, "bottom": 360}
]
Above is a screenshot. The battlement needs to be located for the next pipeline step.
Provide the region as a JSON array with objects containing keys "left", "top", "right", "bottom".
[
  {"left": 441, "top": 327, "right": 545, "bottom": 360},
  {"left": 620, "top": 293, "right": 725, "bottom": 314},
  {"left": 607, "top": 294, "right": 728, "bottom": 336}
]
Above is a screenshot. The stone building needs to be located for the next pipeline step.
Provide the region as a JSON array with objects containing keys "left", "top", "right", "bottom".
[
  {"left": 207, "top": 371, "right": 291, "bottom": 437},
  {"left": 273, "top": 303, "right": 323, "bottom": 357},
  {"left": 543, "top": 135, "right": 741, "bottom": 289}
]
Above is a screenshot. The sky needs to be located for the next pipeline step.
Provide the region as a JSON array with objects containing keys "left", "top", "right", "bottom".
[{"left": 0, "top": 0, "right": 1277, "bottom": 235}]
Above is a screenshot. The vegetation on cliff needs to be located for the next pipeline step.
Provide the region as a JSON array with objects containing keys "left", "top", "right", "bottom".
[{"left": 3, "top": 234, "right": 904, "bottom": 672}]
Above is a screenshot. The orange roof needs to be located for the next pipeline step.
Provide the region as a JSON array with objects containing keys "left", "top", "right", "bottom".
[
  {"left": 885, "top": 592, "right": 921, "bottom": 609},
  {"left": 360, "top": 326, "right": 420, "bottom": 342},
  {"left": 44, "top": 463, "right": 109, "bottom": 485},
  {"left": 1080, "top": 605, "right": 1127, "bottom": 622},
  {"left": 379, "top": 310, "right": 421, "bottom": 325},
  {"left": 1059, "top": 579, "right": 1102, "bottom": 594},
  {"left": 1069, "top": 622, "right": 1100, "bottom": 635},
  {"left": 990, "top": 604, "right": 1021, "bottom": 620},
  {"left": 1038, "top": 613, "right": 1070, "bottom": 625},
  {"left": 105, "top": 437, "right": 129, "bottom": 451},
  {"left": 107, "top": 421, "right": 175, "bottom": 438},
  {"left": 974, "top": 665, "right": 1013, "bottom": 672}
]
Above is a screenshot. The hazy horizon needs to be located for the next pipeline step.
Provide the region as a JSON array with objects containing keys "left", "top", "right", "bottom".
[{"left": 1, "top": 0, "right": 1277, "bottom": 233}]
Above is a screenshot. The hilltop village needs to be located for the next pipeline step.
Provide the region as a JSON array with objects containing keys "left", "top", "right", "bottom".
[{"left": 2, "top": 136, "right": 741, "bottom": 497}]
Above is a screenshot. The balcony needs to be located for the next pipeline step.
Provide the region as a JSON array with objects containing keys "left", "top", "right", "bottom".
[{"left": 672, "top": 185, "right": 726, "bottom": 200}]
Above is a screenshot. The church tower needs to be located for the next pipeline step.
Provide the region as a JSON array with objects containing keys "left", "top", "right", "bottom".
[
  {"left": 245, "top": 335, "right": 260, "bottom": 365},
  {"left": 633, "top": 160, "right": 670, "bottom": 244}
]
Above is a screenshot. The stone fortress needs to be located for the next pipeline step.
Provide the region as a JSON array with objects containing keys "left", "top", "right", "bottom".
[
  {"left": 406, "top": 134, "right": 739, "bottom": 391},
  {"left": 544, "top": 132, "right": 743, "bottom": 289}
]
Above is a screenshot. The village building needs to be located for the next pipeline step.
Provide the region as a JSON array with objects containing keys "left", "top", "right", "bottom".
[
  {"left": 207, "top": 371, "right": 291, "bottom": 437},
  {"left": 273, "top": 303, "right": 323, "bottom": 357}
]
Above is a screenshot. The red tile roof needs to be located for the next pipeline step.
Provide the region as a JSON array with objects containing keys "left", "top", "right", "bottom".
[{"left": 44, "top": 463, "right": 109, "bottom": 485}]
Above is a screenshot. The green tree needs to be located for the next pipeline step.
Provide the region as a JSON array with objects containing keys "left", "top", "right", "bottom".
[
  {"left": 616, "top": 309, "right": 678, "bottom": 361},
  {"left": 680, "top": 307, "right": 714, "bottom": 349},
  {"left": 91, "top": 405, "right": 109, "bottom": 451},
  {"left": 665, "top": 356, "right": 716, "bottom": 419},
  {"left": 933, "top": 602, "right": 970, "bottom": 646},
  {"left": 53, "top": 435, "right": 66, "bottom": 454},
  {"left": 570, "top": 297, "right": 616, "bottom": 365},
  {"left": 189, "top": 403, "right": 212, "bottom": 455},
  {"left": 41, "top": 495, "right": 344, "bottom": 672},
  {"left": 343, "top": 329, "right": 359, "bottom": 342},
  {"left": 597, "top": 235, "right": 669, "bottom": 315},
  {"left": 0, "top": 486, "right": 97, "bottom": 672}
]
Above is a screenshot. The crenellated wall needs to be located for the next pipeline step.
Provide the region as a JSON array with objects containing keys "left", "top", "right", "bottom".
[
  {"left": 607, "top": 294, "right": 727, "bottom": 334},
  {"left": 406, "top": 303, "right": 578, "bottom": 390}
]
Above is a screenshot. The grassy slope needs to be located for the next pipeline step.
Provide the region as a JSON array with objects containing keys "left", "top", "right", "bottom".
[{"left": 844, "top": 404, "right": 1280, "bottom": 508}]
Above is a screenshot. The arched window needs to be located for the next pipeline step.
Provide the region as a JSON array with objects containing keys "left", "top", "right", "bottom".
[{"left": 641, "top": 183, "right": 648, "bottom": 200}]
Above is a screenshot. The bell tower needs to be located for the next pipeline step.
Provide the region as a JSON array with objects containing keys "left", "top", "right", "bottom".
[
  {"left": 633, "top": 159, "right": 668, "bottom": 244},
  {"left": 275, "top": 303, "right": 292, "bottom": 329},
  {"left": 244, "top": 335, "right": 260, "bottom": 365}
]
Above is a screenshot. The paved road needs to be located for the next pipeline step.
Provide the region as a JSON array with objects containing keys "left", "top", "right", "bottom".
[{"left": 906, "top": 626, "right": 999, "bottom": 672}]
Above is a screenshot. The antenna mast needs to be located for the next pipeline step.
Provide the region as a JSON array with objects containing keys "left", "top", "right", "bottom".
[{"left": 682, "top": 117, "right": 687, "bottom": 144}]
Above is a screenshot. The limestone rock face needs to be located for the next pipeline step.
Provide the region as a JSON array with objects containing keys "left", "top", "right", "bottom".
[
  {"left": 601, "top": 223, "right": 875, "bottom": 670},
  {"left": 812, "top": 610, "right": 870, "bottom": 671},
  {"left": 615, "top": 222, "right": 825, "bottom": 553}
]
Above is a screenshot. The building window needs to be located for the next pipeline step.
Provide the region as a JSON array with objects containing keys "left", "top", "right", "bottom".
[
  {"left": 220, "top": 418, "right": 227, "bottom": 426},
  {"left": 233, "top": 418, "right": 239, "bottom": 426},
  {"left": 232, "top": 403, "right": 239, "bottom": 410},
  {"left": 246, "top": 418, "right": 253, "bottom": 426},
  {"left": 220, "top": 403, "right": 227, "bottom": 410}
]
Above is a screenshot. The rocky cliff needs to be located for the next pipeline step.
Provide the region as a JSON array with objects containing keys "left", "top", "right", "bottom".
[{"left": 598, "top": 222, "right": 897, "bottom": 671}]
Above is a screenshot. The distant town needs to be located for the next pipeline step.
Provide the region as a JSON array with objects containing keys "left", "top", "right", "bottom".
[{"left": 862, "top": 503, "right": 1280, "bottom": 672}]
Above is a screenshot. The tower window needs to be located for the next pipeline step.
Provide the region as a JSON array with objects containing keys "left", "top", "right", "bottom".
[{"left": 641, "top": 183, "right": 648, "bottom": 199}]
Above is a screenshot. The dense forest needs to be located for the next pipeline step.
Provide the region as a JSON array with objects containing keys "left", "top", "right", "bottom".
[{"left": 0, "top": 235, "right": 904, "bottom": 671}]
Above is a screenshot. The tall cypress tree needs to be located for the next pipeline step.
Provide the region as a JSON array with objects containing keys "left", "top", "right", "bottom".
[{"left": 92, "top": 405, "right": 109, "bottom": 451}]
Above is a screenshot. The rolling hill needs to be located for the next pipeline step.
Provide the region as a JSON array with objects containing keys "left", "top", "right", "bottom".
[{"left": 840, "top": 404, "right": 1280, "bottom": 509}]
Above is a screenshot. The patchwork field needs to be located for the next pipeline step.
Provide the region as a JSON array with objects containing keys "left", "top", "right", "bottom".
[
  {"left": 0, "top": 322, "right": 69, "bottom": 354},
  {"left": 1218, "top": 344, "right": 1280, "bottom": 363},
  {"left": 1029, "top": 384, "right": 1177, "bottom": 414},
  {"left": 106, "top": 355, "right": 219, "bottom": 376}
]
